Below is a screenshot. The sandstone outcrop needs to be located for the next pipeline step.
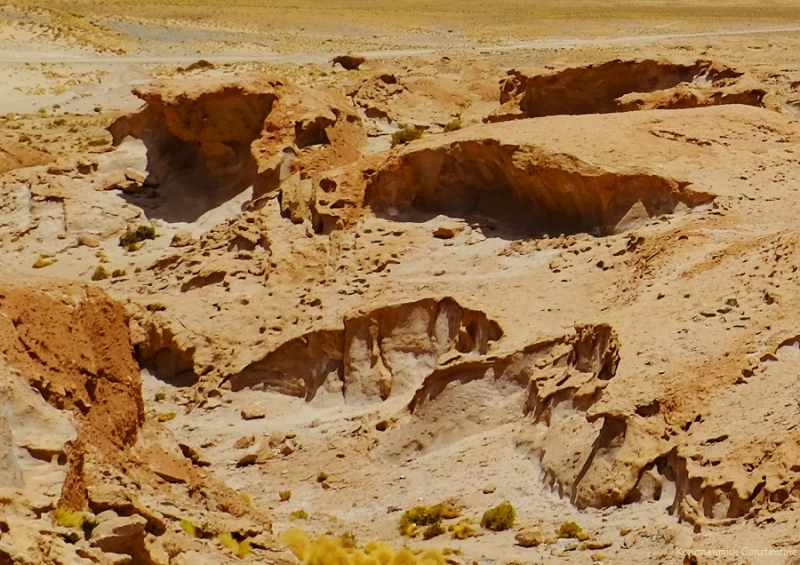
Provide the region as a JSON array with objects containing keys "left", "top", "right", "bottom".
[
  {"left": 0, "top": 131, "right": 53, "bottom": 174},
  {"left": 108, "top": 75, "right": 366, "bottom": 221},
  {"left": 226, "top": 297, "right": 502, "bottom": 405},
  {"left": 381, "top": 324, "right": 619, "bottom": 462},
  {"left": 0, "top": 283, "right": 271, "bottom": 564},
  {"left": 301, "top": 106, "right": 757, "bottom": 237},
  {"left": 348, "top": 59, "right": 499, "bottom": 132},
  {"left": 487, "top": 59, "right": 766, "bottom": 122}
]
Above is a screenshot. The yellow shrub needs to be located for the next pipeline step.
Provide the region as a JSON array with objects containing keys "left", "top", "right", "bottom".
[
  {"left": 219, "top": 532, "right": 239, "bottom": 552},
  {"left": 290, "top": 509, "right": 309, "bottom": 521},
  {"left": 398, "top": 500, "right": 461, "bottom": 537},
  {"left": 480, "top": 501, "right": 515, "bottom": 531},
  {"left": 557, "top": 521, "right": 590, "bottom": 541},
  {"left": 33, "top": 254, "right": 57, "bottom": 269},
  {"left": 53, "top": 507, "right": 87, "bottom": 529},
  {"left": 180, "top": 518, "right": 197, "bottom": 537},
  {"left": 218, "top": 532, "right": 252, "bottom": 559},
  {"left": 448, "top": 519, "right": 478, "bottom": 540},
  {"left": 280, "top": 529, "right": 446, "bottom": 565},
  {"left": 237, "top": 540, "right": 252, "bottom": 559}
]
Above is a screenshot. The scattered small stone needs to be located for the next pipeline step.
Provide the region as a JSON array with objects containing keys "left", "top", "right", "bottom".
[
  {"left": 101, "top": 171, "right": 126, "bottom": 192},
  {"left": 90, "top": 515, "right": 148, "bottom": 554},
  {"left": 622, "top": 531, "right": 638, "bottom": 549},
  {"left": 233, "top": 436, "right": 256, "bottom": 449},
  {"left": 78, "top": 234, "right": 100, "bottom": 248},
  {"left": 76, "top": 158, "right": 97, "bottom": 175},
  {"left": 237, "top": 453, "right": 258, "bottom": 467},
  {"left": 124, "top": 167, "right": 147, "bottom": 184},
  {"left": 241, "top": 405, "right": 267, "bottom": 420},
  {"left": 280, "top": 439, "right": 298, "bottom": 456},
  {"left": 581, "top": 540, "right": 612, "bottom": 550},
  {"left": 433, "top": 225, "right": 463, "bottom": 239},
  {"left": 482, "top": 485, "right": 496, "bottom": 494},
  {"left": 171, "top": 230, "right": 195, "bottom": 247},
  {"left": 179, "top": 443, "right": 211, "bottom": 467},
  {"left": 515, "top": 526, "right": 544, "bottom": 548},
  {"left": 47, "top": 163, "right": 70, "bottom": 175},
  {"left": 560, "top": 539, "right": 579, "bottom": 552},
  {"left": 203, "top": 397, "right": 222, "bottom": 410},
  {"left": 94, "top": 509, "right": 118, "bottom": 523},
  {"left": 332, "top": 54, "right": 366, "bottom": 70}
]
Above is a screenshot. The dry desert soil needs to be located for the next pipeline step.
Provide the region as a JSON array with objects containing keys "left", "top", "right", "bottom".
[{"left": 5, "top": 2, "right": 800, "bottom": 565}]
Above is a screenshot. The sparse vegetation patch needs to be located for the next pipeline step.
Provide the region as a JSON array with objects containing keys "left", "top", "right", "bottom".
[
  {"left": 391, "top": 126, "right": 424, "bottom": 147},
  {"left": 481, "top": 501, "right": 515, "bottom": 531},
  {"left": 120, "top": 225, "right": 157, "bottom": 251},
  {"left": 280, "top": 529, "right": 446, "bottom": 565},
  {"left": 557, "top": 521, "right": 590, "bottom": 541}
]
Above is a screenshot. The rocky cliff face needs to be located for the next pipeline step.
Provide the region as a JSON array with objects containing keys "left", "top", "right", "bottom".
[{"left": 0, "top": 284, "right": 271, "bottom": 565}]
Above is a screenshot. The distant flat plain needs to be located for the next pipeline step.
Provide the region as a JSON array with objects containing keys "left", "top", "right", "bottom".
[{"left": 14, "top": 0, "right": 800, "bottom": 39}]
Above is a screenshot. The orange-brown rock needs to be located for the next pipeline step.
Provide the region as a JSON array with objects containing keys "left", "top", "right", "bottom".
[
  {"left": 487, "top": 59, "right": 766, "bottom": 122},
  {"left": 109, "top": 74, "right": 366, "bottom": 205},
  {"left": 0, "top": 130, "right": 53, "bottom": 175}
]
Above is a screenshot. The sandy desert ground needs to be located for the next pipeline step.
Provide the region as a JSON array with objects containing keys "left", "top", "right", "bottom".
[{"left": 5, "top": 2, "right": 800, "bottom": 565}]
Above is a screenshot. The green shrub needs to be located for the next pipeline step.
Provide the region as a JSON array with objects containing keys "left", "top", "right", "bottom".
[
  {"left": 111, "top": 268, "right": 127, "bottom": 278},
  {"left": 391, "top": 126, "right": 424, "bottom": 148},
  {"left": 557, "top": 521, "right": 589, "bottom": 541},
  {"left": 399, "top": 500, "right": 460, "bottom": 537},
  {"left": 91, "top": 265, "right": 109, "bottom": 280},
  {"left": 157, "top": 412, "right": 176, "bottom": 422},
  {"left": 317, "top": 472, "right": 329, "bottom": 483},
  {"left": 154, "top": 392, "right": 167, "bottom": 402},
  {"left": 423, "top": 520, "right": 445, "bottom": 540},
  {"left": 119, "top": 225, "right": 156, "bottom": 251},
  {"left": 443, "top": 119, "right": 462, "bottom": 132},
  {"left": 279, "top": 490, "right": 292, "bottom": 502},
  {"left": 480, "top": 501, "right": 515, "bottom": 531}
]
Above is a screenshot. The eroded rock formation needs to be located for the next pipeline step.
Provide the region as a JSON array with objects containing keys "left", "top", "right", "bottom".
[
  {"left": 226, "top": 297, "right": 502, "bottom": 405},
  {"left": 300, "top": 108, "right": 728, "bottom": 236},
  {"left": 0, "top": 283, "right": 271, "bottom": 564},
  {"left": 487, "top": 59, "right": 766, "bottom": 122},
  {"left": 108, "top": 75, "right": 366, "bottom": 221}
]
